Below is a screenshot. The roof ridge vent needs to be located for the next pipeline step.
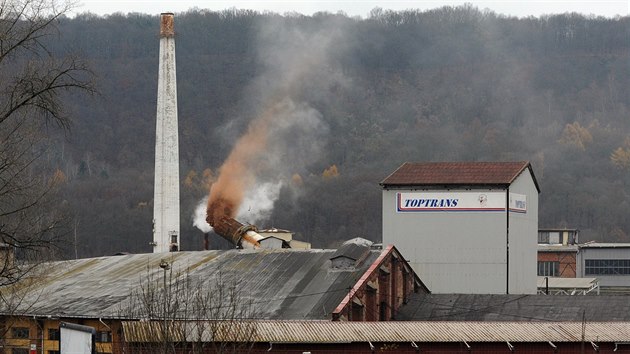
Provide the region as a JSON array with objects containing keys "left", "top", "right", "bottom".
[{"left": 329, "top": 238, "right": 373, "bottom": 270}]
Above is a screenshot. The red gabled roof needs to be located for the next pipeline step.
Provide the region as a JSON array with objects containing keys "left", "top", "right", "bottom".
[{"left": 380, "top": 161, "right": 539, "bottom": 192}]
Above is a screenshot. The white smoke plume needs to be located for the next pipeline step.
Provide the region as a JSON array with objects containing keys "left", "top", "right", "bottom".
[
  {"left": 193, "top": 196, "right": 212, "bottom": 233},
  {"left": 235, "top": 181, "right": 283, "bottom": 224},
  {"left": 197, "top": 15, "right": 348, "bottom": 233}
]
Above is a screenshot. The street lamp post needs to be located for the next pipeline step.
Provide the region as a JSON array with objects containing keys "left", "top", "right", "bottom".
[{"left": 159, "top": 259, "right": 171, "bottom": 353}]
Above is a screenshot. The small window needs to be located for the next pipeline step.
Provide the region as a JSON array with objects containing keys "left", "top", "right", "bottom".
[
  {"left": 351, "top": 302, "right": 363, "bottom": 321},
  {"left": 48, "top": 328, "right": 60, "bottom": 340},
  {"left": 96, "top": 331, "right": 112, "bottom": 343},
  {"left": 538, "top": 232, "right": 549, "bottom": 244},
  {"left": 12, "top": 349, "right": 29, "bottom": 354},
  {"left": 537, "top": 261, "right": 560, "bottom": 276},
  {"left": 48, "top": 351, "right": 60, "bottom": 354},
  {"left": 379, "top": 301, "right": 388, "bottom": 321},
  {"left": 12, "top": 327, "right": 29, "bottom": 339},
  {"left": 169, "top": 231, "right": 178, "bottom": 244}
]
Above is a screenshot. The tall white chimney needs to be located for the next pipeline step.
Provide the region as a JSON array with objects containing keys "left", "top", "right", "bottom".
[{"left": 152, "top": 13, "right": 180, "bottom": 253}]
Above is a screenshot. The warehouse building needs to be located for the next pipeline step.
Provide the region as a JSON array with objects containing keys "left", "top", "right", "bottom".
[
  {"left": 381, "top": 161, "right": 539, "bottom": 294},
  {"left": 577, "top": 242, "right": 630, "bottom": 290},
  {"left": 0, "top": 239, "right": 425, "bottom": 353}
]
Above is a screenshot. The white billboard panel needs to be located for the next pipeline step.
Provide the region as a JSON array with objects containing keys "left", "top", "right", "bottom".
[
  {"left": 509, "top": 192, "right": 527, "bottom": 213},
  {"left": 60, "top": 322, "right": 95, "bottom": 354},
  {"left": 397, "top": 191, "right": 506, "bottom": 212}
]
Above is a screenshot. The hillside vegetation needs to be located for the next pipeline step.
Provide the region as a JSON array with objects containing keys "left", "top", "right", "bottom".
[{"left": 44, "top": 6, "right": 629, "bottom": 256}]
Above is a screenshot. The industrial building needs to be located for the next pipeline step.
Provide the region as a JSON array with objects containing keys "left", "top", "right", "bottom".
[
  {"left": 537, "top": 228, "right": 579, "bottom": 278},
  {"left": 0, "top": 239, "right": 425, "bottom": 353},
  {"left": 577, "top": 242, "right": 630, "bottom": 290},
  {"left": 536, "top": 229, "right": 630, "bottom": 293},
  {"left": 381, "top": 161, "right": 539, "bottom": 294}
]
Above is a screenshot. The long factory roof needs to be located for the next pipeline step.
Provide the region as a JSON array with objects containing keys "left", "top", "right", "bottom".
[
  {"left": 1, "top": 239, "right": 382, "bottom": 320},
  {"left": 397, "top": 292, "right": 630, "bottom": 322},
  {"left": 122, "top": 320, "right": 630, "bottom": 343}
]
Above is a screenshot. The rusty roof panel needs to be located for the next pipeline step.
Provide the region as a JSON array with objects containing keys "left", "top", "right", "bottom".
[{"left": 381, "top": 161, "right": 532, "bottom": 187}]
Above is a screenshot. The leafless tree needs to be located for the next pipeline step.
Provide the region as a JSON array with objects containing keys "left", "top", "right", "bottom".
[
  {"left": 0, "top": 0, "right": 94, "bottom": 287},
  {"left": 121, "top": 261, "right": 258, "bottom": 354}
]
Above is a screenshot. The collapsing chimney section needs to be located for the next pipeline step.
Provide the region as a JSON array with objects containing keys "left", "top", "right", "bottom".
[
  {"left": 207, "top": 215, "right": 264, "bottom": 249},
  {"left": 152, "top": 13, "right": 180, "bottom": 253}
]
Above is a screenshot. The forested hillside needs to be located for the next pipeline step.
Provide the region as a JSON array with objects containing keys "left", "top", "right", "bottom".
[{"left": 44, "top": 6, "right": 629, "bottom": 257}]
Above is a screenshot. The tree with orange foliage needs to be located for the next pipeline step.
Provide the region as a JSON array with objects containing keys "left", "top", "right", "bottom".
[
  {"left": 610, "top": 137, "right": 630, "bottom": 170},
  {"left": 559, "top": 121, "right": 593, "bottom": 150},
  {"left": 322, "top": 164, "right": 339, "bottom": 179}
]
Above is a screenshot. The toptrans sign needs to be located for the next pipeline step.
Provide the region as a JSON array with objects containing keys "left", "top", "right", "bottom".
[{"left": 397, "top": 192, "right": 526, "bottom": 213}]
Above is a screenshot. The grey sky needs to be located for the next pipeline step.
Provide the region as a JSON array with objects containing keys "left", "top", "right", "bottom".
[{"left": 75, "top": 1, "right": 628, "bottom": 18}]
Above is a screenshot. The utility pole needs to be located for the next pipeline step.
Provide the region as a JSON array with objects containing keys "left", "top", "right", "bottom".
[{"left": 159, "top": 259, "right": 171, "bottom": 353}]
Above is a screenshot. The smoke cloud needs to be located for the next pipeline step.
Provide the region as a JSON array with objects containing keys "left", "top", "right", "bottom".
[
  {"left": 193, "top": 196, "right": 212, "bottom": 233},
  {"left": 201, "top": 15, "right": 347, "bottom": 231}
]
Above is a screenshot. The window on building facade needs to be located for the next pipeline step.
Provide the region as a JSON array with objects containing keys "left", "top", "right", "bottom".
[
  {"left": 538, "top": 232, "right": 549, "bottom": 244},
  {"left": 12, "top": 348, "right": 29, "bottom": 354},
  {"left": 12, "top": 327, "right": 30, "bottom": 339},
  {"left": 351, "top": 302, "right": 363, "bottom": 321},
  {"left": 48, "top": 351, "right": 60, "bottom": 354},
  {"left": 96, "top": 331, "right": 112, "bottom": 343},
  {"left": 585, "top": 259, "right": 630, "bottom": 275},
  {"left": 48, "top": 328, "right": 60, "bottom": 340},
  {"left": 537, "top": 261, "right": 560, "bottom": 276}
]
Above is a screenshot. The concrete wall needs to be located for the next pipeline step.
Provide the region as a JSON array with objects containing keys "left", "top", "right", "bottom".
[
  {"left": 507, "top": 172, "right": 538, "bottom": 294},
  {"left": 382, "top": 172, "right": 538, "bottom": 294},
  {"left": 383, "top": 189, "right": 509, "bottom": 293}
]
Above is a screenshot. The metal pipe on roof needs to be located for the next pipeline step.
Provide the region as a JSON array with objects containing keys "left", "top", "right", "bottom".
[
  {"left": 506, "top": 341, "right": 514, "bottom": 352},
  {"left": 591, "top": 341, "right": 599, "bottom": 352},
  {"left": 411, "top": 341, "right": 419, "bottom": 352}
]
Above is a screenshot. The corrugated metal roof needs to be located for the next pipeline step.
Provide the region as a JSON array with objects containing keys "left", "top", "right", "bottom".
[
  {"left": 398, "top": 293, "right": 630, "bottom": 321},
  {"left": 122, "top": 320, "right": 630, "bottom": 343},
  {"left": 1, "top": 245, "right": 379, "bottom": 320},
  {"left": 380, "top": 161, "right": 537, "bottom": 191}
]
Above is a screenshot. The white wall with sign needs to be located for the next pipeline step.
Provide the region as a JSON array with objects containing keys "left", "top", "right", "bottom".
[{"left": 382, "top": 171, "right": 537, "bottom": 294}]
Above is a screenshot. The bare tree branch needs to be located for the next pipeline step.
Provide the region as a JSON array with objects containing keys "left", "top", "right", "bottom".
[{"left": 0, "top": 0, "right": 94, "bottom": 310}]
